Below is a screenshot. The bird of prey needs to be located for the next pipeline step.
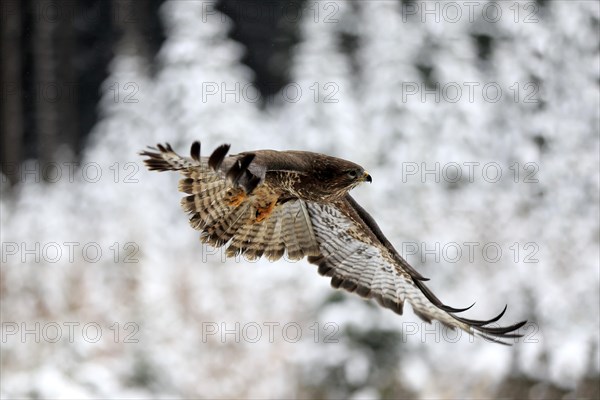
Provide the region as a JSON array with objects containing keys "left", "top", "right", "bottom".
[{"left": 141, "top": 141, "right": 526, "bottom": 344}]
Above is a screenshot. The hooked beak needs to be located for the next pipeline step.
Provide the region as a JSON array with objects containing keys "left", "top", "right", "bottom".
[{"left": 362, "top": 171, "right": 372, "bottom": 183}]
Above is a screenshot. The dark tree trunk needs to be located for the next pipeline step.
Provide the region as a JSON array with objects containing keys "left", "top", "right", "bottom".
[
  {"left": 55, "top": 0, "right": 79, "bottom": 160},
  {"left": 33, "top": 0, "right": 60, "bottom": 175},
  {"left": 1, "top": 0, "right": 23, "bottom": 185}
]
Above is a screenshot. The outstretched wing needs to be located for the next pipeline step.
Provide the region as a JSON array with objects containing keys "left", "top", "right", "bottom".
[
  {"left": 140, "top": 142, "right": 320, "bottom": 261},
  {"left": 305, "top": 195, "right": 526, "bottom": 344},
  {"left": 141, "top": 142, "right": 526, "bottom": 344}
]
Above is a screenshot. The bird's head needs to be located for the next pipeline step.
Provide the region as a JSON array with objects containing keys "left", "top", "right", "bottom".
[{"left": 310, "top": 155, "right": 372, "bottom": 199}]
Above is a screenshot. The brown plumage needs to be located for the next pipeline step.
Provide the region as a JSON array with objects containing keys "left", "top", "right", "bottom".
[{"left": 140, "top": 141, "right": 527, "bottom": 344}]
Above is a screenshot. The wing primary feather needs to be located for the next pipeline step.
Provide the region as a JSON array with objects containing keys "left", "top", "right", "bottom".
[
  {"left": 413, "top": 278, "right": 475, "bottom": 314},
  {"left": 473, "top": 320, "right": 527, "bottom": 335},
  {"left": 191, "top": 141, "right": 201, "bottom": 161},
  {"left": 157, "top": 143, "right": 174, "bottom": 153},
  {"left": 439, "top": 302, "right": 476, "bottom": 313},
  {"left": 208, "top": 144, "right": 230, "bottom": 170},
  {"left": 245, "top": 175, "right": 262, "bottom": 194},
  {"left": 238, "top": 153, "right": 255, "bottom": 170},
  {"left": 227, "top": 160, "right": 242, "bottom": 180},
  {"left": 227, "top": 154, "right": 256, "bottom": 185},
  {"left": 140, "top": 143, "right": 190, "bottom": 171},
  {"left": 413, "top": 278, "right": 446, "bottom": 308},
  {"left": 453, "top": 305, "right": 508, "bottom": 326}
]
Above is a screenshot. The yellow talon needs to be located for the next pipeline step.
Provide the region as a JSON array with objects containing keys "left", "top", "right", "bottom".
[
  {"left": 255, "top": 201, "right": 276, "bottom": 222},
  {"left": 227, "top": 191, "right": 246, "bottom": 207}
]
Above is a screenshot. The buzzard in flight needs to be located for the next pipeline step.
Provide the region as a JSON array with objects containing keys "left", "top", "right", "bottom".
[{"left": 141, "top": 142, "right": 526, "bottom": 344}]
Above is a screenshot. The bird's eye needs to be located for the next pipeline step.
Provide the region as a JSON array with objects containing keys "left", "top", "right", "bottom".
[{"left": 347, "top": 170, "right": 358, "bottom": 179}]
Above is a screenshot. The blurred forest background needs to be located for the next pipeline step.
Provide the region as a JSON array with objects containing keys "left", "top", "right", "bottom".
[{"left": 1, "top": 0, "right": 599, "bottom": 398}]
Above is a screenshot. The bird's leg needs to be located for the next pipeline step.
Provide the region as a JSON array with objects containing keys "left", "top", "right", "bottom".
[{"left": 255, "top": 200, "right": 277, "bottom": 222}]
